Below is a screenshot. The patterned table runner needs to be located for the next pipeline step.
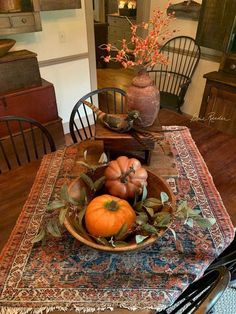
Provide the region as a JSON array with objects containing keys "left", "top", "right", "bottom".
[{"left": 0, "top": 127, "right": 234, "bottom": 314}]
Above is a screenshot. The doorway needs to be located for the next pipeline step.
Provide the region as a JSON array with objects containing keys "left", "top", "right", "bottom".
[{"left": 87, "top": 0, "right": 152, "bottom": 92}]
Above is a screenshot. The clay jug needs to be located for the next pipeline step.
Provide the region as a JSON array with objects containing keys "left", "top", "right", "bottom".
[{"left": 126, "top": 68, "right": 160, "bottom": 127}]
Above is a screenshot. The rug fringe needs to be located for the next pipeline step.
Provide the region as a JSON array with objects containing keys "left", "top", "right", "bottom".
[{"left": 0, "top": 304, "right": 161, "bottom": 314}]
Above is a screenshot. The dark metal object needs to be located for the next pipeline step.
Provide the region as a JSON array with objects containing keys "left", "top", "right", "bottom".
[
  {"left": 148, "top": 36, "right": 201, "bottom": 113},
  {"left": 69, "top": 87, "right": 126, "bottom": 143},
  {"left": 156, "top": 266, "right": 230, "bottom": 314},
  {"left": 0, "top": 115, "right": 56, "bottom": 173}
]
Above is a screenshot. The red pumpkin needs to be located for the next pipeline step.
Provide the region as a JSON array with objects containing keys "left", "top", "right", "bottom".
[
  {"left": 85, "top": 194, "right": 136, "bottom": 237},
  {"left": 104, "top": 156, "right": 148, "bottom": 199}
]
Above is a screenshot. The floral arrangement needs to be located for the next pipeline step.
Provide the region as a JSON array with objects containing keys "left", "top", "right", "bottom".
[{"left": 100, "top": 4, "right": 176, "bottom": 69}]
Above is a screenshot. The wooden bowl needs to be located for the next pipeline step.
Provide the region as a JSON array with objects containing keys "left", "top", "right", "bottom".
[
  {"left": 0, "top": 39, "right": 16, "bottom": 58},
  {"left": 64, "top": 169, "right": 176, "bottom": 253}
]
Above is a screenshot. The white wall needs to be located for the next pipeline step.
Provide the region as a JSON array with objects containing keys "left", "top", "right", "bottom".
[
  {"left": 0, "top": 0, "right": 92, "bottom": 132},
  {"left": 150, "top": 0, "right": 220, "bottom": 116},
  {"left": 40, "top": 59, "right": 90, "bottom": 124}
]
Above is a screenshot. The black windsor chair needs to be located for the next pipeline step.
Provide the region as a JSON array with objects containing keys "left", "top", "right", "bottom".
[
  {"left": 0, "top": 115, "right": 56, "bottom": 173},
  {"left": 148, "top": 36, "right": 201, "bottom": 113},
  {"left": 206, "top": 235, "right": 236, "bottom": 285},
  {"left": 157, "top": 266, "right": 230, "bottom": 314},
  {"left": 69, "top": 87, "right": 126, "bottom": 143}
]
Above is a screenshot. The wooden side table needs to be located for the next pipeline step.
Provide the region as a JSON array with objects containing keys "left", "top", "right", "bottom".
[{"left": 95, "top": 121, "right": 156, "bottom": 165}]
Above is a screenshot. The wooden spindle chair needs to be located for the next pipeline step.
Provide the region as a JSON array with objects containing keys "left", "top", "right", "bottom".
[
  {"left": 69, "top": 87, "right": 126, "bottom": 143},
  {"left": 0, "top": 115, "right": 56, "bottom": 173},
  {"left": 148, "top": 36, "right": 201, "bottom": 113}
]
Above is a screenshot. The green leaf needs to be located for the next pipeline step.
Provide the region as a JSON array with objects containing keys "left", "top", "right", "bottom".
[
  {"left": 175, "top": 239, "right": 184, "bottom": 253},
  {"left": 115, "top": 223, "right": 128, "bottom": 240},
  {"left": 98, "top": 152, "right": 108, "bottom": 164},
  {"left": 73, "top": 219, "right": 88, "bottom": 237},
  {"left": 186, "top": 218, "right": 194, "bottom": 228},
  {"left": 188, "top": 209, "right": 201, "bottom": 217},
  {"left": 169, "top": 228, "right": 177, "bottom": 241},
  {"left": 141, "top": 185, "right": 148, "bottom": 201},
  {"left": 78, "top": 208, "right": 86, "bottom": 222},
  {"left": 41, "top": 236, "right": 47, "bottom": 247},
  {"left": 46, "top": 200, "right": 65, "bottom": 211},
  {"left": 60, "top": 184, "right": 69, "bottom": 202},
  {"left": 94, "top": 176, "right": 106, "bottom": 191},
  {"left": 113, "top": 241, "right": 128, "bottom": 247},
  {"left": 134, "top": 200, "right": 143, "bottom": 211},
  {"left": 68, "top": 196, "right": 80, "bottom": 206},
  {"left": 93, "top": 237, "right": 110, "bottom": 246},
  {"left": 46, "top": 220, "right": 61, "bottom": 237},
  {"left": 135, "top": 234, "right": 149, "bottom": 244},
  {"left": 177, "top": 201, "right": 199, "bottom": 219},
  {"left": 208, "top": 217, "right": 216, "bottom": 225},
  {"left": 133, "top": 191, "right": 139, "bottom": 207},
  {"left": 136, "top": 212, "right": 148, "bottom": 225},
  {"left": 76, "top": 208, "right": 87, "bottom": 234},
  {"left": 145, "top": 207, "right": 154, "bottom": 217},
  {"left": 176, "top": 201, "right": 193, "bottom": 219},
  {"left": 160, "top": 192, "right": 169, "bottom": 204},
  {"left": 80, "top": 173, "right": 94, "bottom": 190},
  {"left": 141, "top": 223, "right": 157, "bottom": 234},
  {"left": 77, "top": 161, "right": 91, "bottom": 168},
  {"left": 154, "top": 212, "right": 171, "bottom": 227},
  {"left": 32, "top": 228, "right": 46, "bottom": 243},
  {"left": 178, "top": 207, "right": 188, "bottom": 220},
  {"left": 194, "top": 217, "right": 216, "bottom": 229},
  {"left": 59, "top": 207, "right": 68, "bottom": 225},
  {"left": 144, "top": 197, "right": 162, "bottom": 208},
  {"left": 109, "top": 236, "right": 116, "bottom": 247},
  {"left": 79, "top": 187, "right": 87, "bottom": 206},
  {"left": 177, "top": 200, "right": 188, "bottom": 212}
]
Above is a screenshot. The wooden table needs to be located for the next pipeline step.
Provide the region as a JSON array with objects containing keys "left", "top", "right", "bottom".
[
  {"left": 0, "top": 109, "right": 236, "bottom": 314},
  {"left": 1, "top": 108, "right": 236, "bottom": 254}
]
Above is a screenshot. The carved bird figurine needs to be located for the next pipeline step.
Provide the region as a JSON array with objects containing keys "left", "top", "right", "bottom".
[
  {"left": 82, "top": 100, "right": 140, "bottom": 133},
  {"left": 82, "top": 100, "right": 185, "bottom": 149}
]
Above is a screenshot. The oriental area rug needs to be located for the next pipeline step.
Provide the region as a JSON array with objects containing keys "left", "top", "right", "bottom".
[{"left": 0, "top": 126, "right": 234, "bottom": 314}]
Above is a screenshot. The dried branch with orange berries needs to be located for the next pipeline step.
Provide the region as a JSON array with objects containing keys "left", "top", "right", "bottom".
[{"left": 100, "top": 6, "right": 177, "bottom": 69}]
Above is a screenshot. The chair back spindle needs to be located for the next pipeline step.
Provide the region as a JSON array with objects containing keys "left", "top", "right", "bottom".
[
  {"left": 0, "top": 116, "right": 56, "bottom": 173},
  {"left": 157, "top": 266, "right": 230, "bottom": 314},
  {"left": 148, "top": 36, "right": 201, "bottom": 112},
  {"left": 69, "top": 87, "right": 126, "bottom": 143}
]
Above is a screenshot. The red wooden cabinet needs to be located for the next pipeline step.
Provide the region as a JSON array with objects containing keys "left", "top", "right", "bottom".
[{"left": 0, "top": 79, "right": 59, "bottom": 136}]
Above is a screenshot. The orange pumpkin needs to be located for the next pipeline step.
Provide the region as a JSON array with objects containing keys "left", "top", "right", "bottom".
[
  {"left": 104, "top": 156, "right": 148, "bottom": 199},
  {"left": 85, "top": 194, "right": 136, "bottom": 237}
]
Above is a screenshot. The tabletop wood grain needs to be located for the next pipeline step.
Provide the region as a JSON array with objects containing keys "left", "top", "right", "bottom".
[{"left": 1, "top": 108, "right": 236, "bottom": 255}]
